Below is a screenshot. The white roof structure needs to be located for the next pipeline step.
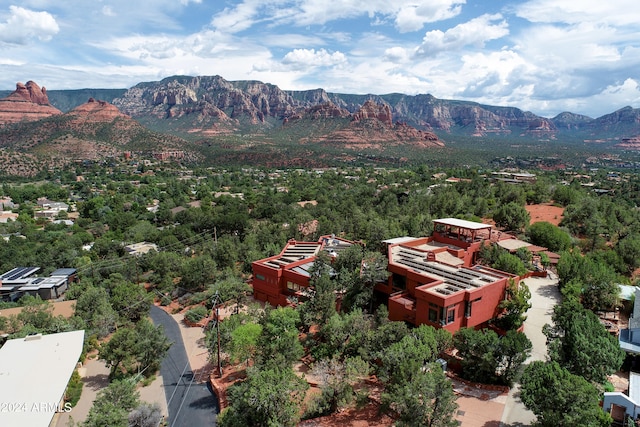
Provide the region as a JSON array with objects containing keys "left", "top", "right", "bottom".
[
  {"left": 382, "top": 236, "right": 418, "bottom": 245},
  {"left": 432, "top": 218, "right": 492, "bottom": 231},
  {"left": 0, "top": 330, "right": 85, "bottom": 427},
  {"left": 497, "top": 238, "right": 532, "bottom": 251}
]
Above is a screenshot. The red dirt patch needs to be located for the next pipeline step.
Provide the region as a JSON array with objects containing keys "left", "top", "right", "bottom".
[{"left": 525, "top": 203, "right": 564, "bottom": 226}]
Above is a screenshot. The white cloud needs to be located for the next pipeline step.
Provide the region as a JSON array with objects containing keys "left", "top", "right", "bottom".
[
  {"left": 282, "top": 48, "right": 347, "bottom": 70},
  {"left": 384, "top": 46, "right": 410, "bottom": 63},
  {"left": 0, "top": 5, "right": 59, "bottom": 45},
  {"left": 414, "top": 14, "right": 508, "bottom": 57},
  {"left": 515, "top": 0, "right": 640, "bottom": 26},
  {"left": 395, "top": 1, "right": 465, "bottom": 33},
  {"left": 101, "top": 6, "right": 116, "bottom": 17},
  {"left": 210, "top": 1, "right": 264, "bottom": 34},
  {"left": 210, "top": 0, "right": 465, "bottom": 33},
  {"left": 514, "top": 22, "right": 635, "bottom": 72}
]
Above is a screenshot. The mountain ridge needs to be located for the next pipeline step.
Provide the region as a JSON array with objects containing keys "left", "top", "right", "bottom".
[{"left": 1, "top": 75, "right": 638, "bottom": 142}]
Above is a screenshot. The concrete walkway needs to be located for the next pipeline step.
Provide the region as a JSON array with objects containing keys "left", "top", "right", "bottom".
[
  {"left": 55, "top": 355, "right": 169, "bottom": 427},
  {"left": 500, "top": 274, "right": 561, "bottom": 427},
  {"left": 55, "top": 356, "right": 110, "bottom": 427}
]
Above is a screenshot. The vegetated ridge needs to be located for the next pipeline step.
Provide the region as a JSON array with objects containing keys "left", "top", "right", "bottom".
[
  {"left": 108, "top": 75, "right": 640, "bottom": 143},
  {"left": 1, "top": 75, "right": 640, "bottom": 175},
  {"left": 0, "top": 84, "right": 199, "bottom": 176}
]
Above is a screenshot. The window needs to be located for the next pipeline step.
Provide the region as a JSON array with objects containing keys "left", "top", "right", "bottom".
[
  {"left": 392, "top": 274, "right": 406, "bottom": 291},
  {"left": 287, "top": 281, "right": 301, "bottom": 292},
  {"left": 429, "top": 303, "right": 443, "bottom": 324},
  {"left": 465, "top": 297, "right": 482, "bottom": 318},
  {"left": 447, "top": 309, "right": 455, "bottom": 324},
  {"left": 255, "top": 274, "right": 265, "bottom": 281}
]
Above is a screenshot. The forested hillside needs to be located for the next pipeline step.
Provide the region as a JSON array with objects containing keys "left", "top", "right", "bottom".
[{"left": 1, "top": 163, "right": 637, "bottom": 426}]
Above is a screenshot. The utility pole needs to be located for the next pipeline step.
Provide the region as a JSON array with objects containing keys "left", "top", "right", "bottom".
[{"left": 212, "top": 291, "right": 222, "bottom": 377}]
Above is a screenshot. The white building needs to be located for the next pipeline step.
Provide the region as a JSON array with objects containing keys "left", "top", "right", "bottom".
[{"left": 0, "top": 330, "right": 85, "bottom": 427}]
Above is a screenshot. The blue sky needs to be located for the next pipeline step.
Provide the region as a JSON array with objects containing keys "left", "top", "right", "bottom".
[{"left": 0, "top": 0, "right": 638, "bottom": 118}]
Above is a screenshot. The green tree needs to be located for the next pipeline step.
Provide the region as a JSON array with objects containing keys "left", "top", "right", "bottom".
[
  {"left": 615, "top": 234, "right": 640, "bottom": 273},
  {"left": 492, "top": 251, "right": 527, "bottom": 276},
  {"left": 180, "top": 255, "right": 217, "bottom": 291},
  {"left": 110, "top": 281, "right": 151, "bottom": 323},
  {"left": 99, "top": 319, "right": 171, "bottom": 379},
  {"left": 307, "top": 355, "right": 369, "bottom": 415},
  {"left": 74, "top": 285, "right": 117, "bottom": 338},
  {"left": 378, "top": 324, "right": 451, "bottom": 385},
  {"left": 557, "top": 251, "right": 620, "bottom": 310},
  {"left": 382, "top": 365, "right": 458, "bottom": 427},
  {"left": 229, "top": 322, "right": 262, "bottom": 365},
  {"left": 100, "top": 327, "right": 138, "bottom": 378},
  {"left": 453, "top": 327, "right": 531, "bottom": 386},
  {"left": 133, "top": 318, "right": 172, "bottom": 375},
  {"left": 493, "top": 202, "right": 530, "bottom": 232},
  {"left": 543, "top": 300, "right": 625, "bottom": 383},
  {"left": 496, "top": 279, "right": 532, "bottom": 330},
  {"left": 343, "top": 251, "right": 389, "bottom": 313},
  {"left": 299, "top": 252, "right": 337, "bottom": 330},
  {"left": 527, "top": 221, "right": 572, "bottom": 252},
  {"left": 256, "top": 307, "right": 303, "bottom": 368},
  {"left": 83, "top": 379, "right": 140, "bottom": 427},
  {"left": 520, "top": 361, "right": 611, "bottom": 427},
  {"left": 210, "top": 276, "right": 252, "bottom": 314},
  {"left": 218, "top": 366, "right": 308, "bottom": 427}
]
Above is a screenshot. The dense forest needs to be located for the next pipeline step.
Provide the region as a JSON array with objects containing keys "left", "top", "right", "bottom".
[{"left": 1, "top": 162, "right": 639, "bottom": 426}]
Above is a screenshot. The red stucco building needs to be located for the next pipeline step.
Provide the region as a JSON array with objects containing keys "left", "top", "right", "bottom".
[
  {"left": 251, "top": 218, "right": 517, "bottom": 333},
  {"left": 251, "top": 235, "right": 355, "bottom": 306}
]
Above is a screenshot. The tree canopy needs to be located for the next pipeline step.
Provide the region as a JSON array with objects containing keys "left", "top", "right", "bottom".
[
  {"left": 543, "top": 300, "right": 625, "bottom": 384},
  {"left": 520, "top": 361, "right": 612, "bottom": 427}
]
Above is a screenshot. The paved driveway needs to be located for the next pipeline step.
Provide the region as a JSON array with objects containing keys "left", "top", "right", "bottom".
[
  {"left": 500, "top": 274, "right": 561, "bottom": 426},
  {"left": 150, "top": 306, "right": 218, "bottom": 427}
]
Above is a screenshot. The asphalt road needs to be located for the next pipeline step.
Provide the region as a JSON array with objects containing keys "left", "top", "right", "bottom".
[{"left": 149, "top": 306, "right": 218, "bottom": 427}]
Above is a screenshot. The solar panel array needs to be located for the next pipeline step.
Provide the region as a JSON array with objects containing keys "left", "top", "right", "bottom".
[
  {"left": 393, "top": 247, "right": 499, "bottom": 296},
  {"left": 263, "top": 243, "right": 320, "bottom": 269},
  {"left": 0, "top": 267, "right": 39, "bottom": 281}
]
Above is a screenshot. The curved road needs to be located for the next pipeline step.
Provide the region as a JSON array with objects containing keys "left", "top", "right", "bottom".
[{"left": 150, "top": 306, "right": 218, "bottom": 427}]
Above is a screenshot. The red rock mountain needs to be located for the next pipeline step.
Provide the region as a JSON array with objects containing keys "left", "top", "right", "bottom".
[
  {"left": 352, "top": 100, "right": 393, "bottom": 126},
  {"left": 284, "top": 100, "right": 444, "bottom": 149},
  {"left": 0, "top": 81, "right": 62, "bottom": 125},
  {"left": 66, "top": 97, "right": 129, "bottom": 124}
]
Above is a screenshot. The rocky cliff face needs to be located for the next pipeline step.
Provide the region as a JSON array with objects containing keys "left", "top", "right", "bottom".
[
  {"left": 352, "top": 100, "right": 393, "bottom": 126},
  {"left": 0, "top": 81, "right": 62, "bottom": 125},
  {"left": 109, "top": 75, "right": 640, "bottom": 141},
  {"left": 283, "top": 99, "right": 444, "bottom": 148},
  {"left": 113, "top": 75, "right": 298, "bottom": 129}
]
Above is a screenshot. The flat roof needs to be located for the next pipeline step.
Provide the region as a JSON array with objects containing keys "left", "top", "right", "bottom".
[
  {"left": 432, "top": 218, "right": 492, "bottom": 231},
  {"left": 382, "top": 236, "right": 418, "bottom": 245},
  {"left": 261, "top": 242, "right": 321, "bottom": 269},
  {"left": 50, "top": 268, "right": 76, "bottom": 277},
  {"left": 497, "top": 239, "right": 532, "bottom": 251},
  {"left": 0, "top": 330, "right": 84, "bottom": 427},
  {"left": 0, "top": 267, "right": 40, "bottom": 281},
  {"left": 391, "top": 245, "right": 506, "bottom": 296}
]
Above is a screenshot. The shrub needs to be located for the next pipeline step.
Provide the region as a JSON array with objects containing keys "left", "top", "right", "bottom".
[
  {"left": 159, "top": 294, "right": 172, "bottom": 306},
  {"left": 184, "top": 305, "right": 208, "bottom": 324},
  {"left": 65, "top": 370, "right": 83, "bottom": 408}
]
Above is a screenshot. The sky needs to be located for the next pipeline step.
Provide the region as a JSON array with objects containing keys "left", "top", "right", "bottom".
[{"left": 0, "top": 0, "right": 639, "bottom": 118}]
